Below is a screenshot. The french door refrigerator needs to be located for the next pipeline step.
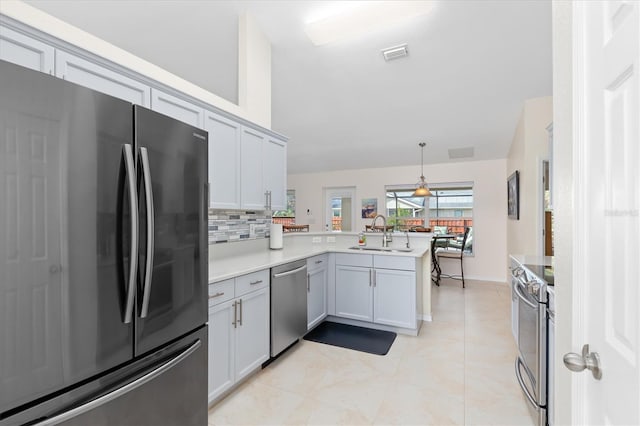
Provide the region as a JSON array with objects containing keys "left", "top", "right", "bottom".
[{"left": 0, "top": 60, "right": 208, "bottom": 426}]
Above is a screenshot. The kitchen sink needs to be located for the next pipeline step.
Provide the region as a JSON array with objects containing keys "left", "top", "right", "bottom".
[{"left": 348, "top": 246, "right": 413, "bottom": 253}]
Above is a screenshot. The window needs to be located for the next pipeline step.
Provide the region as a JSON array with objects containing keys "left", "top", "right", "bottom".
[
  {"left": 429, "top": 182, "right": 473, "bottom": 254},
  {"left": 385, "top": 187, "right": 427, "bottom": 231},
  {"left": 272, "top": 190, "right": 296, "bottom": 226}
]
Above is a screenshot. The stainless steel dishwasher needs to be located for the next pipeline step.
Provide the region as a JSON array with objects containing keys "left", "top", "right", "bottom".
[{"left": 270, "top": 260, "right": 308, "bottom": 357}]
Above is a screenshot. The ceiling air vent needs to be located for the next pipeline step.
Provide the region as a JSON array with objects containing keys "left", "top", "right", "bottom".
[
  {"left": 381, "top": 44, "right": 408, "bottom": 61},
  {"left": 448, "top": 147, "right": 475, "bottom": 159}
]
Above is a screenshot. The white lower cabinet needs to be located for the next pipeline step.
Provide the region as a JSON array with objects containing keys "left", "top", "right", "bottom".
[
  {"left": 307, "top": 255, "right": 328, "bottom": 330},
  {"left": 335, "top": 265, "right": 373, "bottom": 322},
  {"left": 208, "top": 270, "right": 269, "bottom": 404},
  {"left": 335, "top": 253, "right": 417, "bottom": 330},
  {"left": 373, "top": 268, "right": 416, "bottom": 329}
]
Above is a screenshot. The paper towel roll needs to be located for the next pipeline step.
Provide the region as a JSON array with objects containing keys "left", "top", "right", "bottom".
[{"left": 270, "top": 223, "right": 283, "bottom": 250}]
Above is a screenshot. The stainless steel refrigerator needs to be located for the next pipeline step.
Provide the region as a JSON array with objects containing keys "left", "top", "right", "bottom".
[{"left": 0, "top": 60, "right": 208, "bottom": 426}]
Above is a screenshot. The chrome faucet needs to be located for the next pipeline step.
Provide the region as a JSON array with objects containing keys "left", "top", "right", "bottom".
[
  {"left": 370, "top": 214, "right": 392, "bottom": 247},
  {"left": 405, "top": 231, "right": 410, "bottom": 249}
]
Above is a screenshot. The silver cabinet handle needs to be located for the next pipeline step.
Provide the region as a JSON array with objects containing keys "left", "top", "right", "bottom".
[
  {"left": 122, "top": 144, "right": 138, "bottom": 325},
  {"left": 238, "top": 298, "right": 243, "bottom": 326},
  {"left": 273, "top": 264, "right": 307, "bottom": 278},
  {"left": 369, "top": 269, "right": 373, "bottom": 287},
  {"left": 563, "top": 344, "right": 602, "bottom": 380},
  {"left": 373, "top": 269, "right": 376, "bottom": 287},
  {"left": 250, "top": 280, "right": 263, "bottom": 285},
  {"left": 307, "top": 273, "right": 310, "bottom": 292},
  {"left": 209, "top": 292, "right": 225, "bottom": 299},
  {"left": 232, "top": 301, "right": 237, "bottom": 328},
  {"left": 139, "top": 147, "right": 154, "bottom": 318},
  {"left": 33, "top": 339, "right": 201, "bottom": 426},
  {"left": 315, "top": 260, "right": 323, "bottom": 264}
]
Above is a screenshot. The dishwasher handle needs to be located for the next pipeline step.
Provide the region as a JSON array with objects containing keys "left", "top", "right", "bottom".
[{"left": 273, "top": 264, "right": 307, "bottom": 278}]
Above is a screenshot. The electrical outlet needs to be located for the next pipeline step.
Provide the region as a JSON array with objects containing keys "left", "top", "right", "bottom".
[
  {"left": 326, "top": 236, "right": 336, "bottom": 243},
  {"left": 312, "top": 237, "right": 322, "bottom": 243}
]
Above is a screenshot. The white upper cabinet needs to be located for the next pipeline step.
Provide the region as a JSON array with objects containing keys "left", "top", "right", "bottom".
[
  {"left": 0, "top": 26, "right": 54, "bottom": 74},
  {"left": 55, "top": 51, "right": 150, "bottom": 106},
  {"left": 240, "top": 127, "right": 265, "bottom": 210},
  {"left": 204, "top": 112, "right": 241, "bottom": 209},
  {"left": 151, "top": 88, "right": 204, "bottom": 128},
  {"left": 263, "top": 137, "right": 287, "bottom": 211}
]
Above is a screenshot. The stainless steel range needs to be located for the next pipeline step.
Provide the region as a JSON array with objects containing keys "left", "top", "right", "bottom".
[{"left": 510, "top": 258, "right": 548, "bottom": 426}]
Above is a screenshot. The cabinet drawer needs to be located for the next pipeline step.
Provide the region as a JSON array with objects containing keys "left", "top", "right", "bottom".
[
  {"left": 373, "top": 255, "right": 416, "bottom": 271},
  {"left": 307, "top": 254, "right": 328, "bottom": 270},
  {"left": 235, "top": 269, "right": 269, "bottom": 297},
  {"left": 335, "top": 253, "right": 373, "bottom": 268},
  {"left": 209, "top": 279, "right": 235, "bottom": 306}
]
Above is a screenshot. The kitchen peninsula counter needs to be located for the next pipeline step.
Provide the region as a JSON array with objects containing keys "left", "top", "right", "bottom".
[{"left": 209, "top": 232, "right": 431, "bottom": 284}]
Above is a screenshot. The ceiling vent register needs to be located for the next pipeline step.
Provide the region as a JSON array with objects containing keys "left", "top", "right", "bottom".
[{"left": 382, "top": 44, "right": 409, "bottom": 61}]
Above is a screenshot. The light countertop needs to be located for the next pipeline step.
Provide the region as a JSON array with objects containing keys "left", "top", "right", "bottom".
[{"left": 209, "top": 232, "right": 431, "bottom": 284}]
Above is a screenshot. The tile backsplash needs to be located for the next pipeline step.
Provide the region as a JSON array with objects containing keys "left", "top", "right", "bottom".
[{"left": 208, "top": 210, "right": 271, "bottom": 244}]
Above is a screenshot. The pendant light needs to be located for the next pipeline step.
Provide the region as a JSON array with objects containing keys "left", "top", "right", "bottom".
[{"left": 413, "top": 142, "right": 432, "bottom": 197}]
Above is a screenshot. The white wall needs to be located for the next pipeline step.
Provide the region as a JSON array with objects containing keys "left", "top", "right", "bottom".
[
  {"left": 507, "top": 96, "right": 553, "bottom": 258},
  {"left": 238, "top": 12, "right": 271, "bottom": 129},
  {"left": 289, "top": 159, "right": 508, "bottom": 283}
]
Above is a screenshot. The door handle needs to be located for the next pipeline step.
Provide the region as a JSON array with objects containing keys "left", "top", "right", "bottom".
[
  {"left": 563, "top": 344, "right": 602, "bottom": 380},
  {"left": 122, "top": 144, "right": 138, "bottom": 325},
  {"left": 139, "top": 147, "right": 154, "bottom": 318},
  {"left": 238, "top": 298, "right": 243, "bottom": 326}
]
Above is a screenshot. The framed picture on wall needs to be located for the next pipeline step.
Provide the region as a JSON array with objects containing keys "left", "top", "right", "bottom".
[
  {"left": 361, "top": 198, "right": 377, "bottom": 218},
  {"left": 508, "top": 171, "right": 520, "bottom": 220}
]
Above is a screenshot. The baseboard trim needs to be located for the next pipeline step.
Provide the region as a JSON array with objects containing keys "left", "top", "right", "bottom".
[{"left": 420, "top": 314, "right": 433, "bottom": 322}]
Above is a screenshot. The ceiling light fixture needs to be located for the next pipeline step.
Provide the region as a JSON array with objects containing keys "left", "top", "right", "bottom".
[
  {"left": 413, "top": 142, "right": 432, "bottom": 197},
  {"left": 304, "top": 1, "right": 435, "bottom": 46},
  {"left": 382, "top": 44, "right": 408, "bottom": 61}
]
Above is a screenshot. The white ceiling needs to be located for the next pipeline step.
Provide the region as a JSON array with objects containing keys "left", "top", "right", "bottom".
[{"left": 24, "top": 0, "right": 552, "bottom": 174}]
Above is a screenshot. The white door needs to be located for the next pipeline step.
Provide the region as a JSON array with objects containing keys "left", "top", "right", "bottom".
[
  {"left": 205, "top": 112, "right": 241, "bottom": 209},
  {"left": 307, "top": 265, "right": 327, "bottom": 330},
  {"left": 570, "top": 1, "right": 639, "bottom": 424},
  {"left": 373, "top": 269, "right": 415, "bottom": 329},
  {"left": 239, "top": 127, "right": 265, "bottom": 210},
  {"left": 335, "top": 265, "right": 372, "bottom": 321},
  {"left": 208, "top": 300, "right": 235, "bottom": 403},
  {"left": 234, "top": 287, "right": 269, "bottom": 382},
  {"left": 324, "top": 187, "right": 356, "bottom": 232},
  {"left": 263, "top": 138, "right": 287, "bottom": 211}
]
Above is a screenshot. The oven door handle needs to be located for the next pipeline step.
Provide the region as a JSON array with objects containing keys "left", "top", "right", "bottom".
[
  {"left": 514, "top": 280, "right": 538, "bottom": 309},
  {"left": 515, "top": 356, "right": 540, "bottom": 411}
]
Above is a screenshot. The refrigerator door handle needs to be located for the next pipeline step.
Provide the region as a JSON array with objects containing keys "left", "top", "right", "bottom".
[
  {"left": 32, "top": 339, "right": 202, "bottom": 426},
  {"left": 123, "top": 144, "right": 138, "bottom": 324},
  {"left": 139, "top": 147, "right": 155, "bottom": 318}
]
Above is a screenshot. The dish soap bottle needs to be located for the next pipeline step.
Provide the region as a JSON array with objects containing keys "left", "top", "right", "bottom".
[{"left": 358, "top": 231, "right": 367, "bottom": 246}]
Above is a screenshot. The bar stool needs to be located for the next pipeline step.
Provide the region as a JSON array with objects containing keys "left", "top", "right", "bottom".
[{"left": 435, "top": 227, "right": 471, "bottom": 288}]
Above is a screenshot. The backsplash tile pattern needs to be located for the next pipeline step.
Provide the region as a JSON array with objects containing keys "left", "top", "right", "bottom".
[{"left": 208, "top": 210, "right": 271, "bottom": 244}]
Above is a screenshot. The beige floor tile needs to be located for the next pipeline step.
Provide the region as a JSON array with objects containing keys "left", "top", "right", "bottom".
[{"left": 208, "top": 279, "right": 535, "bottom": 426}]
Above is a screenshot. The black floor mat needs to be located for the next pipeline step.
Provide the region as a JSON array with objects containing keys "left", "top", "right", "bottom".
[{"left": 303, "top": 321, "right": 396, "bottom": 356}]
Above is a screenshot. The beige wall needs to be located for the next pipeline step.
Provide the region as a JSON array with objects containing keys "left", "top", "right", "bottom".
[
  {"left": 289, "top": 159, "right": 508, "bottom": 282},
  {"left": 507, "top": 96, "right": 553, "bottom": 258}
]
